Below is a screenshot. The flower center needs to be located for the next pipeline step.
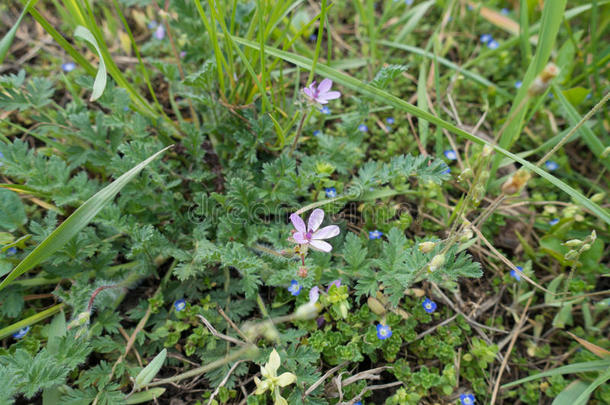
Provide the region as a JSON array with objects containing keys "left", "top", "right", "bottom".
[{"left": 305, "top": 231, "right": 313, "bottom": 240}]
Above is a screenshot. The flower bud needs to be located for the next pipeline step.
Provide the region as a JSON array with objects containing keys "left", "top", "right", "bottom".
[
  {"left": 418, "top": 241, "right": 436, "bottom": 253},
  {"left": 591, "top": 193, "right": 605, "bottom": 203},
  {"left": 563, "top": 239, "right": 582, "bottom": 247},
  {"left": 482, "top": 145, "right": 494, "bottom": 157},
  {"left": 68, "top": 311, "right": 91, "bottom": 330},
  {"left": 501, "top": 169, "right": 531, "bottom": 195},
  {"left": 429, "top": 254, "right": 445, "bottom": 272},
  {"left": 297, "top": 266, "right": 308, "bottom": 278},
  {"left": 367, "top": 297, "right": 386, "bottom": 315},
  {"left": 587, "top": 230, "right": 596, "bottom": 244},
  {"left": 601, "top": 146, "right": 610, "bottom": 158},
  {"left": 580, "top": 243, "right": 591, "bottom": 252},
  {"left": 528, "top": 63, "right": 560, "bottom": 96},
  {"left": 564, "top": 250, "right": 579, "bottom": 260},
  {"left": 294, "top": 302, "right": 319, "bottom": 320},
  {"left": 458, "top": 168, "right": 473, "bottom": 182},
  {"left": 472, "top": 184, "right": 486, "bottom": 206},
  {"left": 460, "top": 228, "right": 473, "bottom": 242}
]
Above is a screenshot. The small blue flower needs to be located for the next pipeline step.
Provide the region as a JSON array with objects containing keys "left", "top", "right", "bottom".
[
  {"left": 549, "top": 218, "right": 559, "bottom": 226},
  {"left": 586, "top": 93, "right": 592, "bottom": 100},
  {"left": 386, "top": 117, "right": 395, "bottom": 125},
  {"left": 358, "top": 124, "right": 369, "bottom": 132},
  {"left": 288, "top": 280, "right": 302, "bottom": 296},
  {"left": 0, "top": 151, "right": 4, "bottom": 167},
  {"left": 154, "top": 24, "right": 165, "bottom": 40},
  {"left": 467, "top": 4, "right": 474, "bottom": 10},
  {"left": 320, "top": 106, "right": 331, "bottom": 115},
  {"left": 354, "top": 402, "right": 362, "bottom": 405},
  {"left": 62, "top": 62, "right": 76, "bottom": 73},
  {"left": 404, "top": 0, "right": 414, "bottom": 5},
  {"left": 174, "top": 299, "right": 186, "bottom": 311},
  {"left": 309, "top": 34, "right": 317, "bottom": 42},
  {"left": 480, "top": 34, "right": 493, "bottom": 44},
  {"left": 6, "top": 247, "right": 17, "bottom": 256},
  {"left": 444, "top": 149, "right": 458, "bottom": 160},
  {"left": 12, "top": 326, "right": 30, "bottom": 339},
  {"left": 515, "top": 80, "right": 522, "bottom": 89},
  {"left": 460, "top": 393, "right": 476, "bottom": 405},
  {"left": 147, "top": 20, "right": 158, "bottom": 29},
  {"left": 548, "top": 92, "right": 554, "bottom": 99},
  {"left": 368, "top": 230, "right": 383, "bottom": 240},
  {"left": 325, "top": 187, "right": 337, "bottom": 198},
  {"left": 376, "top": 324, "right": 392, "bottom": 340},
  {"left": 422, "top": 297, "right": 437, "bottom": 313},
  {"left": 442, "top": 164, "right": 451, "bottom": 175},
  {"left": 544, "top": 160, "right": 559, "bottom": 171},
  {"left": 500, "top": 8, "right": 509, "bottom": 15},
  {"left": 487, "top": 40, "right": 499, "bottom": 50},
  {"left": 313, "top": 130, "right": 321, "bottom": 136},
  {"left": 510, "top": 266, "right": 523, "bottom": 281}
]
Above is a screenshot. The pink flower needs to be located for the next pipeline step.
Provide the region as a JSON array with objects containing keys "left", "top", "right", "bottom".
[
  {"left": 290, "top": 208, "right": 340, "bottom": 252},
  {"left": 302, "top": 79, "right": 341, "bottom": 104}
]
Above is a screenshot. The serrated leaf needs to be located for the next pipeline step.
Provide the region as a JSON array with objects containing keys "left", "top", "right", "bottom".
[
  {"left": 0, "top": 189, "right": 27, "bottom": 232},
  {"left": 134, "top": 349, "right": 167, "bottom": 390},
  {"left": 0, "top": 146, "right": 171, "bottom": 291},
  {"left": 74, "top": 26, "right": 107, "bottom": 101}
]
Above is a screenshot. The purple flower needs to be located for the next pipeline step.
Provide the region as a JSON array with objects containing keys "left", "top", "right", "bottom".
[
  {"left": 288, "top": 280, "right": 302, "bottom": 296},
  {"left": 358, "top": 124, "right": 368, "bottom": 132},
  {"left": 544, "top": 160, "right": 558, "bottom": 171},
  {"left": 487, "top": 40, "right": 499, "bottom": 50},
  {"left": 501, "top": 8, "right": 509, "bottom": 15},
  {"left": 180, "top": 51, "right": 186, "bottom": 58},
  {"left": 422, "top": 297, "right": 437, "bottom": 313},
  {"left": 460, "top": 393, "right": 476, "bottom": 405},
  {"left": 327, "top": 279, "right": 341, "bottom": 292},
  {"left": 510, "top": 266, "right": 523, "bottom": 281},
  {"left": 154, "top": 24, "right": 165, "bottom": 40},
  {"left": 549, "top": 218, "right": 559, "bottom": 226},
  {"left": 386, "top": 117, "right": 395, "bottom": 125},
  {"left": 444, "top": 149, "right": 457, "bottom": 160},
  {"left": 174, "top": 299, "right": 186, "bottom": 311},
  {"left": 309, "top": 286, "right": 320, "bottom": 303},
  {"left": 291, "top": 209, "right": 340, "bottom": 253},
  {"left": 325, "top": 187, "right": 337, "bottom": 198},
  {"left": 376, "top": 324, "right": 392, "bottom": 340},
  {"left": 12, "top": 326, "right": 30, "bottom": 339},
  {"left": 320, "top": 106, "right": 331, "bottom": 115},
  {"left": 62, "top": 62, "right": 76, "bottom": 72},
  {"left": 480, "top": 34, "right": 493, "bottom": 44},
  {"left": 148, "top": 20, "right": 158, "bottom": 29},
  {"left": 313, "top": 130, "right": 321, "bottom": 136},
  {"left": 368, "top": 230, "right": 383, "bottom": 240},
  {"left": 303, "top": 78, "right": 341, "bottom": 104},
  {"left": 515, "top": 80, "right": 522, "bottom": 89}
]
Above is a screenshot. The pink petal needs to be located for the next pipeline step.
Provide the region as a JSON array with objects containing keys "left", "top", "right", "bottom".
[
  {"left": 308, "top": 209, "right": 324, "bottom": 232},
  {"left": 303, "top": 87, "right": 313, "bottom": 98},
  {"left": 290, "top": 213, "right": 306, "bottom": 233},
  {"left": 293, "top": 232, "right": 309, "bottom": 244},
  {"left": 317, "top": 98, "right": 329, "bottom": 104},
  {"left": 318, "top": 78, "right": 333, "bottom": 93},
  {"left": 318, "top": 91, "right": 341, "bottom": 101},
  {"left": 312, "top": 225, "right": 340, "bottom": 240},
  {"left": 309, "top": 239, "right": 332, "bottom": 252}
]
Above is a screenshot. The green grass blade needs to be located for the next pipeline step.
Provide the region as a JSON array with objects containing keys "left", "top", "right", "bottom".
[
  {"left": 378, "top": 40, "right": 511, "bottom": 98},
  {"left": 501, "top": 359, "right": 610, "bottom": 388},
  {"left": 0, "top": 146, "right": 172, "bottom": 291},
  {"left": 490, "top": 0, "right": 567, "bottom": 177},
  {"left": 74, "top": 26, "right": 107, "bottom": 101},
  {"left": 0, "top": 303, "right": 64, "bottom": 340},
  {"left": 0, "top": 0, "right": 38, "bottom": 65},
  {"left": 551, "top": 84, "right": 610, "bottom": 170},
  {"left": 394, "top": 0, "right": 435, "bottom": 43},
  {"left": 230, "top": 35, "right": 610, "bottom": 225},
  {"left": 573, "top": 368, "right": 610, "bottom": 405}
]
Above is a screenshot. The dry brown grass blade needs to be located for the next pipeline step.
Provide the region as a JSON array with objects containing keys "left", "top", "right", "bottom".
[
  {"left": 466, "top": 1, "right": 520, "bottom": 35},
  {"left": 566, "top": 331, "right": 610, "bottom": 359}
]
